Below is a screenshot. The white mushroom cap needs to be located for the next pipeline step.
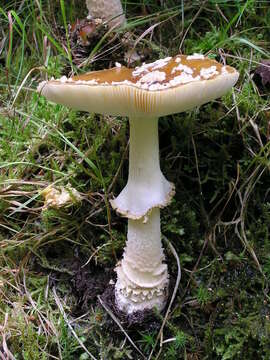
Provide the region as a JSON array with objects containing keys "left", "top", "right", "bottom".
[
  {"left": 38, "top": 55, "right": 239, "bottom": 118},
  {"left": 38, "top": 55, "right": 239, "bottom": 220}
]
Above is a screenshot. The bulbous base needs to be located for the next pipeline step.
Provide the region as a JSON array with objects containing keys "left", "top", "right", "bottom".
[
  {"left": 115, "top": 273, "right": 168, "bottom": 314},
  {"left": 114, "top": 207, "right": 169, "bottom": 314}
]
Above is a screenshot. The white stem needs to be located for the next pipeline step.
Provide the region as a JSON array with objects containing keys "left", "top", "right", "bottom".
[
  {"left": 113, "top": 116, "right": 174, "bottom": 313},
  {"left": 129, "top": 116, "right": 161, "bottom": 190},
  {"left": 125, "top": 208, "right": 164, "bottom": 275},
  {"left": 110, "top": 117, "right": 174, "bottom": 220},
  {"left": 115, "top": 208, "right": 169, "bottom": 314},
  {"left": 86, "top": 0, "right": 126, "bottom": 28}
]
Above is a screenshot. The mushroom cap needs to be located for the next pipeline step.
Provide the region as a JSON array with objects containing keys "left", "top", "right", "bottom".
[{"left": 38, "top": 54, "right": 239, "bottom": 117}]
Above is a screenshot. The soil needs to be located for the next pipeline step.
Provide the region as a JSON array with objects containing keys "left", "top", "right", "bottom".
[
  {"left": 100, "top": 284, "right": 161, "bottom": 330},
  {"left": 36, "top": 249, "right": 163, "bottom": 329}
]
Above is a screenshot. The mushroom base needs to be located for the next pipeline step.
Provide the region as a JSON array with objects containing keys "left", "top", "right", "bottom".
[
  {"left": 114, "top": 208, "right": 169, "bottom": 314},
  {"left": 115, "top": 281, "right": 168, "bottom": 314}
]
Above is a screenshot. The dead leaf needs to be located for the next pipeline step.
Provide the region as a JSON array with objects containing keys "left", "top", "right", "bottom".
[{"left": 42, "top": 184, "right": 82, "bottom": 210}]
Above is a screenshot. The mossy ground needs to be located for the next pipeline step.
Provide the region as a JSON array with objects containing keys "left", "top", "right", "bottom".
[{"left": 0, "top": 1, "right": 270, "bottom": 359}]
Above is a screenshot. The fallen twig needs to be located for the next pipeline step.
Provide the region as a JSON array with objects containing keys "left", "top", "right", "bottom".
[
  {"left": 98, "top": 295, "right": 147, "bottom": 360},
  {"left": 148, "top": 237, "right": 181, "bottom": 360},
  {"left": 53, "top": 287, "right": 98, "bottom": 360}
]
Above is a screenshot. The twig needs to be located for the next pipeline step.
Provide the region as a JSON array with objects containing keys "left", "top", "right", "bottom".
[
  {"left": 23, "top": 272, "right": 53, "bottom": 336},
  {"left": 215, "top": 4, "right": 228, "bottom": 23},
  {"left": 53, "top": 287, "right": 98, "bottom": 360},
  {"left": 147, "top": 237, "right": 181, "bottom": 360},
  {"left": 222, "top": 52, "right": 270, "bottom": 67},
  {"left": 98, "top": 295, "right": 146, "bottom": 360},
  {"left": 249, "top": 118, "right": 264, "bottom": 148},
  {"left": 182, "top": 235, "right": 208, "bottom": 299},
  {"left": 235, "top": 166, "right": 266, "bottom": 274},
  {"left": 0, "top": 351, "right": 7, "bottom": 360},
  {"left": 11, "top": 66, "right": 44, "bottom": 108},
  {"left": 181, "top": 0, "right": 184, "bottom": 35},
  {"left": 232, "top": 88, "right": 241, "bottom": 127},
  {"left": 82, "top": 242, "right": 110, "bottom": 268},
  {"left": 191, "top": 134, "right": 209, "bottom": 229},
  {"left": 108, "top": 140, "right": 129, "bottom": 193},
  {"left": 0, "top": 314, "right": 16, "bottom": 360},
  {"left": 179, "top": 1, "right": 206, "bottom": 51}
]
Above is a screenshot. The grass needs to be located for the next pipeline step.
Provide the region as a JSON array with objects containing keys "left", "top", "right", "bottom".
[{"left": 1, "top": 0, "right": 270, "bottom": 359}]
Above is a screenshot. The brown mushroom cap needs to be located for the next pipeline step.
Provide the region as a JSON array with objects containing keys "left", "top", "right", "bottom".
[{"left": 38, "top": 54, "right": 239, "bottom": 117}]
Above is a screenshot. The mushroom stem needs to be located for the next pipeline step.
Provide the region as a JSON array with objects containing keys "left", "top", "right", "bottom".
[
  {"left": 115, "top": 208, "right": 169, "bottom": 313},
  {"left": 113, "top": 116, "right": 173, "bottom": 313},
  {"left": 86, "top": 0, "right": 126, "bottom": 28},
  {"left": 129, "top": 116, "right": 160, "bottom": 194},
  {"left": 110, "top": 116, "right": 175, "bottom": 219}
]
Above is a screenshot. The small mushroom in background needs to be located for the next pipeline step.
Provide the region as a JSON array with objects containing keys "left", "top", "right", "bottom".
[
  {"left": 84, "top": 0, "right": 140, "bottom": 65},
  {"left": 42, "top": 184, "right": 82, "bottom": 210},
  {"left": 86, "top": 0, "right": 126, "bottom": 29},
  {"left": 38, "top": 54, "right": 238, "bottom": 314}
]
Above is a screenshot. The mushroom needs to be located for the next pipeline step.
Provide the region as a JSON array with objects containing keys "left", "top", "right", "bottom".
[
  {"left": 37, "top": 54, "right": 239, "bottom": 314},
  {"left": 85, "top": 0, "right": 140, "bottom": 65},
  {"left": 85, "top": 0, "right": 126, "bottom": 28}
]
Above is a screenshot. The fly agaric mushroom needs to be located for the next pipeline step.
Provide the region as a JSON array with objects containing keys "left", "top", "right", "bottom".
[
  {"left": 86, "top": 0, "right": 126, "bottom": 28},
  {"left": 38, "top": 54, "right": 239, "bottom": 314}
]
